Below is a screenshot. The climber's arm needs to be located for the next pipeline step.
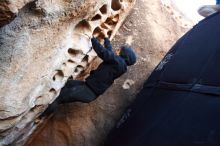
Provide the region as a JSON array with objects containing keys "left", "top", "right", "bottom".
[
  {"left": 91, "top": 38, "right": 116, "bottom": 62},
  {"left": 104, "top": 38, "right": 113, "bottom": 51}
]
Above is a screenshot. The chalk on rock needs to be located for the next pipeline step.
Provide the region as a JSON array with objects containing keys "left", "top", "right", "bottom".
[{"left": 122, "top": 79, "right": 135, "bottom": 89}]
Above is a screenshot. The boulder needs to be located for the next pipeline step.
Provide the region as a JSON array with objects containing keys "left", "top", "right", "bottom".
[{"left": 0, "top": 0, "right": 136, "bottom": 145}]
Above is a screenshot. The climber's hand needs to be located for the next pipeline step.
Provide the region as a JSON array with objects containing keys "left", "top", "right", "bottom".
[
  {"left": 91, "top": 37, "right": 105, "bottom": 52},
  {"left": 91, "top": 37, "right": 112, "bottom": 51}
]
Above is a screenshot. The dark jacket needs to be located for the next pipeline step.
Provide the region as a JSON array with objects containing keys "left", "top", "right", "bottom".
[{"left": 85, "top": 38, "right": 127, "bottom": 96}]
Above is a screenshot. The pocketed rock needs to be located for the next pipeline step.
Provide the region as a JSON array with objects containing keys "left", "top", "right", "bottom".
[{"left": 0, "top": 0, "right": 136, "bottom": 145}]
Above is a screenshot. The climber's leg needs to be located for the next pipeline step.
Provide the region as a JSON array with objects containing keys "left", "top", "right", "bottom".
[
  {"left": 39, "top": 80, "right": 97, "bottom": 118},
  {"left": 65, "top": 80, "right": 85, "bottom": 88},
  {"left": 59, "top": 84, "right": 97, "bottom": 103}
]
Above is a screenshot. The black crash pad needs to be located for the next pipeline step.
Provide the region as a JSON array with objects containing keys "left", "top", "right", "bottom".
[{"left": 104, "top": 12, "right": 220, "bottom": 146}]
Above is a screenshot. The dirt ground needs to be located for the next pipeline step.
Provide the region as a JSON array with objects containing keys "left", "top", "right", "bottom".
[{"left": 25, "top": 0, "right": 190, "bottom": 146}]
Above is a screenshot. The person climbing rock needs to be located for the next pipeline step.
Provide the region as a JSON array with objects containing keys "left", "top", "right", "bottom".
[
  {"left": 198, "top": 0, "right": 220, "bottom": 17},
  {"left": 39, "top": 37, "right": 136, "bottom": 118}
]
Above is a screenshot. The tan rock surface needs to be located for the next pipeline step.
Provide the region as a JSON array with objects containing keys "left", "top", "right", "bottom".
[
  {"left": 0, "top": 0, "right": 136, "bottom": 145},
  {"left": 24, "top": 0, "right": 192, "bottom": 146}
]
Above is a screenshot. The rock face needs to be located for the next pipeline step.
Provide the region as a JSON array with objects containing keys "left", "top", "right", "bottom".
[
  {"left": 0, "top": 0, "right": 136, "bottom": 145},
  {"left": 24, "top": 0, "right": 192, "bottom": 146}
]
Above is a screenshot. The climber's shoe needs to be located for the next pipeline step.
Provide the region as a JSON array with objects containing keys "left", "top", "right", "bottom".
[
  {"left": 34, "top": 117, "right": 41, "bottom": 124},
  {"left": 38, "top": 100, "right": 59, "bottom": 119}
]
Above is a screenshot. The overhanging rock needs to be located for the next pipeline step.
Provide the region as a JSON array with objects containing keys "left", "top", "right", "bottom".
[{"left": 0, "top": 0, "right": 136, "bottom": 145}]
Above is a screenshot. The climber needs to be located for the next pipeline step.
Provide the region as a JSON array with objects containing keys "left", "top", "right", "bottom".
[
  {"left": 39, "top": 37, "right": 136, "bottom": 118},
  {"left": 198, "top": 0, "right": 220, "bottom": 17}
]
